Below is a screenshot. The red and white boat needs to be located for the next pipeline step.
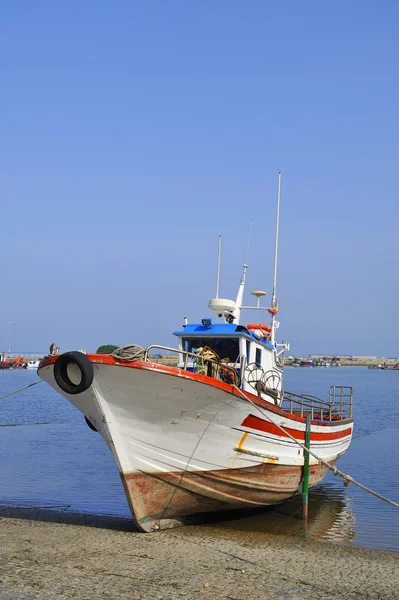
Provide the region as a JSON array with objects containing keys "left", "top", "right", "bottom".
[
  {"left": 38, "top": 175, "right": 354, "bottom": 532},
  {"left": 0, "top": 352, "right": 12, "bottom": 370}
]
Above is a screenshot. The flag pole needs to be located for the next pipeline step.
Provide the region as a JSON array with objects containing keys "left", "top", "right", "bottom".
[{"left": 271, "top": 172, "right": 281, "bottom": 346}]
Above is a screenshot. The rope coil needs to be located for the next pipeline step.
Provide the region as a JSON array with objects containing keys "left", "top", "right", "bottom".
[{"left": 110, "top": 345, "right": 146, "bottom": 362}]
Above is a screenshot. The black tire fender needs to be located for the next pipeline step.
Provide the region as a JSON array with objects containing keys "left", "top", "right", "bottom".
[{"left": 54, "top": 351, "right": 94, "bottom": 395}]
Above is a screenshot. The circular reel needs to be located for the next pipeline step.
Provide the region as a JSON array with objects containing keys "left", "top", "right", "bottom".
[
  {"left": 244, "top": 362, "right": 265, "bottom": 390},
  {"left": 261, "top": 369, "right": 281, "bottom": 392}
]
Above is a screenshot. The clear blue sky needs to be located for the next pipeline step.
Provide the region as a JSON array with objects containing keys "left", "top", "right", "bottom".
[{"left": 1, "top": 1, "right": 398, "bottom": 357}]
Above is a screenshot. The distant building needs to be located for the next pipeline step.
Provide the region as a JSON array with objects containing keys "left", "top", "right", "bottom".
[{"left": 310, "top": 354, "right": 378, "bottom": 360}]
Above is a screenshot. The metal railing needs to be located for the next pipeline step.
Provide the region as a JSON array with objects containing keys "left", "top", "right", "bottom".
[
  {"left": 143, "top": 346, "right": 352, "bottom": 421},
  {"left": 144, "top": 345, "right": 240, "bottom": 386},
  {"left": 281, "top": 386, "right": 353, "bottom": 421}
]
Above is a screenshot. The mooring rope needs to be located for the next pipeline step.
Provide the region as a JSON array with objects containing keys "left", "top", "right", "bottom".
[
  {"left": 110, "top": 345, "right": 146, "bottom": 362},
  {"left": 0, "top": 380, "right": 43, "bottom": 401},
  {"left": 234, "top": 385, "right": 399, "bottom": 509}
]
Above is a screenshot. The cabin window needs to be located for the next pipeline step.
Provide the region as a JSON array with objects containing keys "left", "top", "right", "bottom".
[
  {"left": 255, "top": 348, "right": 262, "bottom": 367},
  {"left": 182, "top": 338, "right": 240, "bottom": 364},
  {"left": 246, "top": 340, "right": 250, "bottom": 364}
]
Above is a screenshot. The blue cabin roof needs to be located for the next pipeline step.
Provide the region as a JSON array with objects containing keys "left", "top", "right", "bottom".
[{"left": 173, "top": 322, "right": 274, "bottom": 349}]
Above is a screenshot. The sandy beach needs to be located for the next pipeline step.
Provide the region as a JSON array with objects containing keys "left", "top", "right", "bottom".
[{"left": 0, "top": 506, "right": 398, "bottom": 600}]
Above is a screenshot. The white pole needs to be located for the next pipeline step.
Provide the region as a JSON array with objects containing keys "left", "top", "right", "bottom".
[
  {"left": 245, "top": 220, "right": 253, "bottom": 265},
  {"left": 233, "top": 264, "right": 248, "bottom": 325},
  {"left": 8, "top": 322, "right": 16, "bottom": 357},
  {"left": 271, "top": 173, "right": 281, "bottom": 345},
  {"left": 215, "top": 235, "right": 222, "bottom": 298}
]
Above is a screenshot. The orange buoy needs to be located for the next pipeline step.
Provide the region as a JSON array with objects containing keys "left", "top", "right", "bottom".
[{"left": 246, "top": 323, "right": 272, "bottom": 334}]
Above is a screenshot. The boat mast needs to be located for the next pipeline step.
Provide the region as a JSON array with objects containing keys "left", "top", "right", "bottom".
[
  {"left": 215, "top": 235, "right": 222, "bottom": 298},
  {"left": 232, "top": 264, "right": 247, "bottom": 324},
  {"left": 271, "top": 172, "right": 281, "bottom": 345}
]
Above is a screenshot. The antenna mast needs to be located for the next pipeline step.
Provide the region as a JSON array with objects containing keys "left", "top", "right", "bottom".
[
  {"left": 271, "top": 172, "right": 281, "bottom": 345},
  {"left": 245, "top": 220, "right": 253, "bottom": 265},
  {"left": 215, "top": 235, "right": 222, "bottom": 298}
]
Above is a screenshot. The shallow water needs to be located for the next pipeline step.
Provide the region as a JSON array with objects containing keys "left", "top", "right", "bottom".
[{"left": 0, "top": 367, "right": 398, "bottom": 551}]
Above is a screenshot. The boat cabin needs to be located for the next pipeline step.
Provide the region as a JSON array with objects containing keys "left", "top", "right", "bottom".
[
  {"left": 173, "top": 320, "right": 282, "bottom": 404},
  {"left": 170, "top": 255, "right": 288, "bottom": 406}
]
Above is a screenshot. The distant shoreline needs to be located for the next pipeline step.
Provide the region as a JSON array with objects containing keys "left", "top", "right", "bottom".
[
  {"left": 150, "top": 355, "right": 398, "bottom": 368},
  {"left": 3, "top": 355, "right": 395, "bottom": 370},
  {"left": 284, "top": 358, "right": 399, "bottom": 367}
]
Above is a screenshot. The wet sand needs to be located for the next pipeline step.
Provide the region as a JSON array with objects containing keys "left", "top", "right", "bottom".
[{"left": 0, "top": 507, "right": 398, "bottom": 599}]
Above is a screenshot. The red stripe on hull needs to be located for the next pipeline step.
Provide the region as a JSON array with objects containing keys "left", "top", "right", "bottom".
[
  {"left": 241, "top": 414, "right": 352, "bottom": 441},
  {"left": 122, "top": 461, "right": 333, "bottom": 532}
]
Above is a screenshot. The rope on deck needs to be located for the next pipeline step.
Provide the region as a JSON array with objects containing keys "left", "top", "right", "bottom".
[
  {"left": 110, "top": 345, "right": 146, "bottom": 362},
  {"left": 0, "top": 380, "right": 43, "bottom": 401},
  {"left": 234, "top": 385, "right": 399, "bottom": 510}
]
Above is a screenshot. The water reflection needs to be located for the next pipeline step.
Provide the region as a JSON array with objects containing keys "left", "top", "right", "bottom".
[{"left": 197, "top": 483, "right": 355, "bottom": 544}]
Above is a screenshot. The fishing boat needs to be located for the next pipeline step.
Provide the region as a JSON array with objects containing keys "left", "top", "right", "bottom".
[
  {"left": 299, "top": 360, "right": 315, "bottom": 367},
  {"left": 0, "top": 353, "right": 12, "bottom": 370},
  {"left": 37, "top": 174, "right": 354, "bottom": 532},
  {"left": 26, "top": 359, "right": 40, "bottom": 370}
]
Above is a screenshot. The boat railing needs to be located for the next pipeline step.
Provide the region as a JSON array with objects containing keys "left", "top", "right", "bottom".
[
  {"left": 281, "top": 386, "right": 353, "bottom": 421},
  {"left": 144, "top": 345, "right": 240, "bottom": 386},
  {"left": 143, "top": 346, "right": 352, "bottom": 420}
]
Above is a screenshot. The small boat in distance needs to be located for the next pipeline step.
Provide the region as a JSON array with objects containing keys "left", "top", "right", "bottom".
[
  {"left": 368, "top": 363, "right": 399, "bottom": 370},
  {"left": 26, "top": 359, "right": 40, "bottom": 370},
  {"left": 299, "top": 360, "right": 315, "bottom": 367},
  {"left": 38, "top": 174, "right": 354, "bottom": 532},
  {"left": 0, "top": 353, "right": 12, "bottom": 370}
]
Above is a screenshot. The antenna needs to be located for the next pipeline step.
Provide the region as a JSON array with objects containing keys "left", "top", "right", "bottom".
[
  {"left": 215, "top": 235, "right": 222, "bottom": 298},
  {"left": 244, "top": 220, "right": 253, "bottom": 265},
  {"left": 271, "top": 172, "right": 281, "bottom": 345},
  {"left": 251, "top": 290, "right": 267, "bottom": 308}
]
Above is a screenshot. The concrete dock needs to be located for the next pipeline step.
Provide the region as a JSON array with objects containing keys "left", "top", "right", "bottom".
[{"left": 0, "top": 506, "right": 398, "bottom": 599}]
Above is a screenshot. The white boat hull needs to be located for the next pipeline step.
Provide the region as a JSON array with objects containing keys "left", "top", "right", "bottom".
[{"left": 38, "top": 355, "right": 353, "bottom": 532}]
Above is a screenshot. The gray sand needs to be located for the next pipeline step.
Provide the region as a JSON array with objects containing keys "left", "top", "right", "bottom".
[{"left": 0, "top": 507, "right": 398, "bottom": 599}]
